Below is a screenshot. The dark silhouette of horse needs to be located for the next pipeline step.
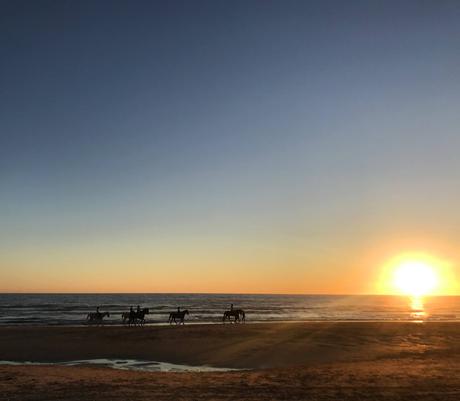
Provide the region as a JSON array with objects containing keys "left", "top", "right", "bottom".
[
  {"left": 223, "top": 309, "right": 245, "bottom": 323},
  {"left": 86, "top": 311, "right": 110, "bottom": 325},
  {"left": 121, "top": 311, "right": 130, "bottom": 325},
  {"left": 168, "top": 309, "right": 189, "bottom": 324},
  {"left": 122, "top": 308, "right": 149, "bottom": 327}
]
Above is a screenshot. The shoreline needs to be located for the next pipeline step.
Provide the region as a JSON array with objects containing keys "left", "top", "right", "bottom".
[{"left": 3, "top": 317, "right": 460, "bottom": 328}]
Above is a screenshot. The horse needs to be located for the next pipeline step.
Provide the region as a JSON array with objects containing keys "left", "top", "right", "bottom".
[
  {"left": 121, "top": 312, "right": 131, "bottom": 325},
  {"left": 223, "top": 309, "right": 245, "bottom": 323},
  {"left": 168, "top": 310, "right": 189, "bottom": 324},
  {"left": 122, "top": 308, "right": 150, "bottom": 327},
  {"left": 86, "top": 311, "right": 110, "bottom": 325}
]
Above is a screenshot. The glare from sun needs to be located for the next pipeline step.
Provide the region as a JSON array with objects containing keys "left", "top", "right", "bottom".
[{"left": 393, "top": 260, "right": 439, "bottom": 296}]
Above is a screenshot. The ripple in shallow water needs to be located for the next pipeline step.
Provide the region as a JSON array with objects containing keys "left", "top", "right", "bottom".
[{"left": 0, "top": 358, "right": 241, "bottom": 372}]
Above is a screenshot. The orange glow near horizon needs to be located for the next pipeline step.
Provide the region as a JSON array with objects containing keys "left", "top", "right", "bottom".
[{"left": 2, "top": 241, "right": 459, "bottom": 294}]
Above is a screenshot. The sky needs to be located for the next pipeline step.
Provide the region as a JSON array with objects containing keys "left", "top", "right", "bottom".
[{"left": 1, "top": 0, "right": 460, "bottom": 293}]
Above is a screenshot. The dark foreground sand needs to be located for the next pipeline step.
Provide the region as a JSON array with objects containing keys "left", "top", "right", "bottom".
[{"left": 1, "top": 322, "right": 460, "bottom": 400}]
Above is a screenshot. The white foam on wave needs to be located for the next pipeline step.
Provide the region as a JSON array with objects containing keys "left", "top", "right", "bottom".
[{"left": 0, "top": 358, "right": 241, "bottom": 372}]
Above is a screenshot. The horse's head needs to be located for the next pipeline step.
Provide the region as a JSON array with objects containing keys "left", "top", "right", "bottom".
[
  {"left": 185, "top": 310, "right": 189, "bottom": 315},
  {"left": 143, "top": 308, "right": 150, "bottom": 314},
  {"left": 106, "top": 312, "right": 110, "bottom": 317}
]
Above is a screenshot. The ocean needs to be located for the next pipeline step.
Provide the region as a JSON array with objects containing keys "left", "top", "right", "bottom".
[{"left": 0, "top": 293, "right": 459, "bottom": 326}]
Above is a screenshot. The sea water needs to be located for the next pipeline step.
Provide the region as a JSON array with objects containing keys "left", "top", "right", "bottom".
[{"left": 0, "top": 293, "right": 459, "bottom": 325}]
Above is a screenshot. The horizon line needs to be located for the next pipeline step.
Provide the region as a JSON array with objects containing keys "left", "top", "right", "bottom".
[{"left": 0, "top": 292, "right": 458, "bottom": 297}]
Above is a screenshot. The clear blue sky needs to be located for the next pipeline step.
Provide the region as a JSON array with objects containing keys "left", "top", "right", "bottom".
[{"left": 2, "top": 1, "right": 460, "bottom": 293}]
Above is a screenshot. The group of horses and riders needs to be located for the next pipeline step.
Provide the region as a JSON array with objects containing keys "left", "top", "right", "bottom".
[
  {"left": 121, "top": 305, "right": 150, "bottom": 326},
  {"left": 86, "top": 303, "right": 245, "bottom": 326}
]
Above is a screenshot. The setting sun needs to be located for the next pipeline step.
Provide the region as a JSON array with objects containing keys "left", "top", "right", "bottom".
[
  {"left": 377, "top": 252, "right": 457, "bottom": 296},
  {"left": 393, "top": 261, "right": 439, "bottom": 296}
]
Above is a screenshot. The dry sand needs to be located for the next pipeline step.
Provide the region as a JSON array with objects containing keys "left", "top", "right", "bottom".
[{"left": 1, "top": 322, "right": 460, "bottom": 400}]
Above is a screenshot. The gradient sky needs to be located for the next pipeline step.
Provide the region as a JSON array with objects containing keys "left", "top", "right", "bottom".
[{"left": 2, "top": 1, "right": 460, "bottom": 293}]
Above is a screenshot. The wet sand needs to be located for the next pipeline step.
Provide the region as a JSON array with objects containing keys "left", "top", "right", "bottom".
[{"left": 1, "top": 322, "right": 460, "bottom": 400}]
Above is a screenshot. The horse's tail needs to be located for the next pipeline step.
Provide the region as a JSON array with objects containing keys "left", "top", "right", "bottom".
[{"left": 241, "top": 310, "right": 245, "bottom": 321}]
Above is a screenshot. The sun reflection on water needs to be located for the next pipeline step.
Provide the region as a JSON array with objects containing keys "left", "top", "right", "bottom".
[{"left": 410, "top": 296, "right": 427, "bottom": 321}]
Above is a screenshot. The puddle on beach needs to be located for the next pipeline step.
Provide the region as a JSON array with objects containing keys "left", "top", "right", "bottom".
[{"left": 0, "top": 358, "right": 241, "bottom": 372}]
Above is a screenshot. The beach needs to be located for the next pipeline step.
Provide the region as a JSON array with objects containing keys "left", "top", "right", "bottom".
[{"left": 2, "top": 322, "right": 460, "bottom": 400}]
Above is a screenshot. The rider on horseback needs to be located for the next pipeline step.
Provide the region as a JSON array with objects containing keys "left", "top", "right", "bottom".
[
  {"left": 169, "top": 307, "right": 189, "bottom": 324},
  {"left": 223, "top": 304, "right": 245, "bottom": 323}
]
